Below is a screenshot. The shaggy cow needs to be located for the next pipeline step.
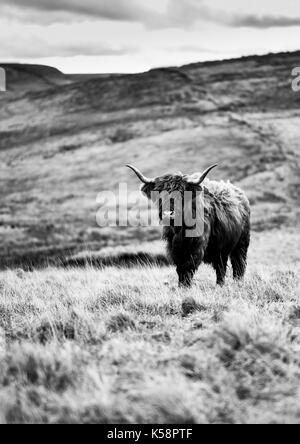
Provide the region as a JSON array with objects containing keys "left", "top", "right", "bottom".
[{"left": 127, "top": 164, "right": 250, "bottom": 287}]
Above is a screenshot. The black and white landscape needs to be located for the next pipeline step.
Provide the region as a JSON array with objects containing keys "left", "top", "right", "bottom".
[{"left": 0, "top": 0, "right": 299, "bottom": 425}]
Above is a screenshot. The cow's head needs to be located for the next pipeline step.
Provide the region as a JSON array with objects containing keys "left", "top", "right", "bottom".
[{"left": 127, "top": 164, "right": 217, "bottom": 226}]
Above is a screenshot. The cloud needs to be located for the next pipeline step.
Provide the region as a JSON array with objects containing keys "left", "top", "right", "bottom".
[
  {"left": 0, "top": 42, "right": 135, "bottom": 59},
  {"left": 162, "top": 0, "right": 210, "bottom": 28},
  {"left": 163, "top": 0, "right": 300, "bottom": 29},
  {"left": 230, "top": 14, "right": 300, "bottom": 29},
  {"left": 0, "top": 0, "right": 160, "bottom": 24},
  {"left": 167, "top": 44, "right": 220, "bottom": 54},
  {"left": 0, "top": 21, "right": 137, "bottom": 59},
  {"left": 1, "top": 0, "right": 300, "bottom": 31}
]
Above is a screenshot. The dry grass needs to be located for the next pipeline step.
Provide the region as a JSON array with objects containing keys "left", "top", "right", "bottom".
[{"left": 0, "top": 230, "right": 299, "bottom": 424}]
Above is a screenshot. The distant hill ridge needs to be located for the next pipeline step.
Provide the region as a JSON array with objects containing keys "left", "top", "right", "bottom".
[
  {"left": 1, "top": 50, "right": 300, "bottom": 92},
  {"left": 0, "top": 63, "right": 63, "bottom": 75},
  {"left": 0, "top": 63, "right": 67, "bottom": 92}
]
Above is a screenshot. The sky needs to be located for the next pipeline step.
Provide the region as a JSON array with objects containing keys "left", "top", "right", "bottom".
[{"left": 0, "top": 0, "right": 300, "bottom": 73}]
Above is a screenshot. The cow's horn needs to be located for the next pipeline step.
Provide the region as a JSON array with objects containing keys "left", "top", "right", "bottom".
[
  {"left": 187, "top": 164, "right": 218, "bottom": 185},
  {"left": 126, "top": 165, "right": 154, "bottom": 184}
]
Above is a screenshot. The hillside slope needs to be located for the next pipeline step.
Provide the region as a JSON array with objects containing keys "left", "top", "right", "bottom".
[{"left": 0, "top": 52, "right": 299, "bottom": 266}]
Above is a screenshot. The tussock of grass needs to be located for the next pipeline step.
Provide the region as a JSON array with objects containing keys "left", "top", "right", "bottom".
[
  {"left": 0, "top": 259, "right": 299, "bottom": 424},
  {"left": 288, "top": 306, "right": 300, "bottom": 327},
  {"left": 107, "top": 313, "right": 136, "bottom": 333},
  {"left": 209, "top": 311, "right": 300, "bottom": 408},
  {"left": 181, "top": 297, "right": 207, "bottom": 317}
]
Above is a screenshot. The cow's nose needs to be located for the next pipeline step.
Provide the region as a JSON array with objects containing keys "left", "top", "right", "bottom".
[{"left": 163, "top": 211, "right": 175, "bottom": 219}]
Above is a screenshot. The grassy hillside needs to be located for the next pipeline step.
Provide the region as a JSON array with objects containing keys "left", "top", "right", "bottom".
[
  {"left": 0, "top": 52, "right": 299, "bottom": 266},
  {"left": 0, "top": 230, "right": 299, "bottom": 424},
  {"left": 0, "top": 53, "right": 299, "bottom": 424}
]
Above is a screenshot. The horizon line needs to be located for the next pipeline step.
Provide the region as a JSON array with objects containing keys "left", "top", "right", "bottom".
[{"left": 1, "top": 49, "right": 300, "bottom": 76}]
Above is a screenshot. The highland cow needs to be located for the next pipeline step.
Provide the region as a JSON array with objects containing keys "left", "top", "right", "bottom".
[{"left": 127, "top": 164, "right": 251, "bottom": 287}]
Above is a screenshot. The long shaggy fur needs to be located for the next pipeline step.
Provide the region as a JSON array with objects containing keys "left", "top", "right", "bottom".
[{"left": 142, "top": 174, "right": 250, "bottom": 287}]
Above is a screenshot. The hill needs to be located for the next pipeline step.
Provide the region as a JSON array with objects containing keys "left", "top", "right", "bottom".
[{"left": 0, "top": 51, "right": 299, "bottom": 267}]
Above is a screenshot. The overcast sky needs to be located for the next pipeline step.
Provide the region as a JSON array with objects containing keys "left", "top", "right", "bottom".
[{"left": 0, "top": 0, "right": 300, "bottom": 73}]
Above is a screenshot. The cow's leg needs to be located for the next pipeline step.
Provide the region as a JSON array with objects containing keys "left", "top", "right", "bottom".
[
  {"left": 176, "top": 249, "right": 204, "bottom": 288},
  {"left": 177, "top": 265, "right": 196, "bottom": 288},
  {"left": 231, "top": 227, "right": 250, "bottom": 280},
  {"left": 213, "top": 253, "right": 229, "bottom": 286},
  {"left": 172, "top": 233, "right": 205, "bottom": 288}
]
